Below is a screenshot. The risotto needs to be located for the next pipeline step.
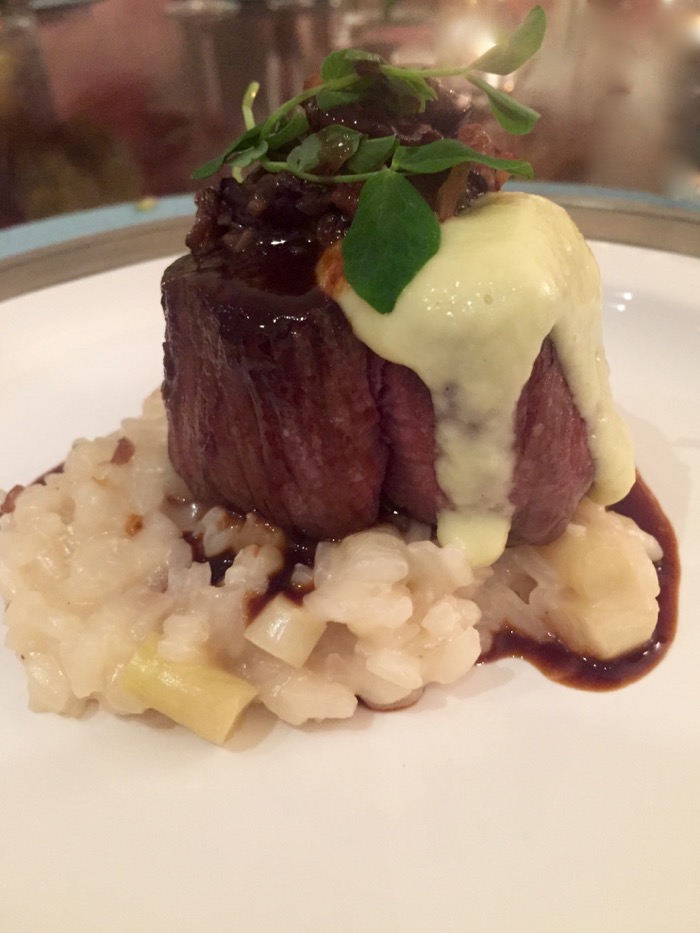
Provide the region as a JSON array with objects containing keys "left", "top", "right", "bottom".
[{"left": 0, "top": 390, "right": 663, "bottom": 743}]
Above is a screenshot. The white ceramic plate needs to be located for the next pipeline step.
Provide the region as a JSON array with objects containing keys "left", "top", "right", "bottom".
[{"left": 1, "top": 241, "right": 699, "bottom": 933}]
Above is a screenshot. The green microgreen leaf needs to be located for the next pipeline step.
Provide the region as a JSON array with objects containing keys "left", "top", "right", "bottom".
[
  {"left": 191, "top": 125, "right": 263, "bottom": 179},
  {"left": 191, "top": 155, "right": 228, "bottom": 181},
  {"left": 315, "top": 87, "right": 363, "bottom": 111},
  {"left": 381, "top": 69, "right": 438, "bottom": 113},
  {"left": 288, "top": 125, "right": 363, "bottom": 175},
  {"left": 259, "top": 84, "right": 326, "bottom": 139},
  {"left": 287, "top": 134, "right": 321, "bottom": 174},
  {"left": 265, "top": 112, "right": 309, "bottom": 150},
  {"left": 469, "top": 5, "right": 546, "bottom": 75},
  {"left": 392, "top": 138, "right": 533, "bottom": 178},
  {"left": 320, "top": 48, "right": 384, "bottom": 83},
  {"left": 317, "top": 125, "right": 363, "bottom": 172},
  {"left": 342, "top": 171, "right": 440, "bottom": 314},
  {"left": 230, "top": 141, "right": 269, "bottom": 182},
  {"left": 467, "top": 74, "right": 540, "bottom": 135},
  {"left": 345, "top": 135, "right": 398, "bottom": 174}
]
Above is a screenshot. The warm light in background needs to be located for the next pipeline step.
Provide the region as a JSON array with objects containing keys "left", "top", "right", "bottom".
[
  {"left": 691, "top": 13, "right": 700, "bottom": 43},
  {"left": 1, "top": 0, "right": 699, "bottom": 225}
]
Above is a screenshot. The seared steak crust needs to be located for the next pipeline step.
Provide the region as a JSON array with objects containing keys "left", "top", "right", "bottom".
[
  {"left": 162, "top": 257, "right": 594, "bottom": 545},
  {"left": 509, "top": 339, "right": 595, "bottom": 544},
  {"left": 162, "top": 255, "right": 388, "bottom": 540}
]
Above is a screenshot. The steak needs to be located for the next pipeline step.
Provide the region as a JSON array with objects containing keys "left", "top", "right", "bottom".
[
  {"left": 162, "top": 254, "right": 388, "bottom": 540},
  {"left": 162, "top": 256, "right": 594, "bottom": 545},
  {"left": 162, "top": 86, "right": 595, "bottom": 547}
]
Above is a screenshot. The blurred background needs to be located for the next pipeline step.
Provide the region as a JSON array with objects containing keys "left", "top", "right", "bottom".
[{"left": 1, "top": 0, "right": 698, "bottom": 229}]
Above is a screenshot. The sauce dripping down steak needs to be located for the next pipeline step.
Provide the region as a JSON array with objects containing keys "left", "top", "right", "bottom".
[{"left": 162, "top": 251, "right": 594, "bottom": 543}]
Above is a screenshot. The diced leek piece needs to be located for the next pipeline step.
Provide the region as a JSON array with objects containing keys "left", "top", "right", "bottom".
[
  {"left": 121, "top": 637, "right": 258, "bottom": 744},
  {"left": 244, "top": 594, "right": 327, "bottom": 668},
  {"left": 536, "top": 499, "right": 660, "bottom": 660}
]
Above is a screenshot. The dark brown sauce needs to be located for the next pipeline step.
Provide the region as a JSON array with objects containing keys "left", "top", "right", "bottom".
[
  {"left": 186, "top": 527, "right": 317, "bottom": 610},
  {"left": 245, "top": 560, "right": 314, "bottom": 620},
  {"left": 480, "top": 472, "right": 680, "bottom": 690},
  {"left": 190, "top": 475, "right": 678, "bottom": 689},
  {"left": 24, "top": 459, "right": 678, "bottom": 693},
  {"left": 190, "top": 474, "right": 679, "bottom": 692}
]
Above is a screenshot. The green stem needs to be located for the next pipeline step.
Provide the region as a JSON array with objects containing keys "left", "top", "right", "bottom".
[
  {"left": 242, "top": 81, "right": 260, "bottom": 131},
  {"left": 260, "top": 158, "right": 381, "bottom": 185},
  {"left": 260, "top": 73, "right": 359, "bottom": 136},
  {"left": 381, "top": 63, "right": 476, "bottom": 81}
]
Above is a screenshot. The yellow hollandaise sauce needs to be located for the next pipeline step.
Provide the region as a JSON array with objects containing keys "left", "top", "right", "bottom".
[{"left": 337, "top": 192, "right": 635, "bottom": 566}]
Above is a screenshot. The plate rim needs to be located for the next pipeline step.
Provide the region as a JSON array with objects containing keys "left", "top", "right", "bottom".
[{"left": 1, "top": 193, "right": 699, "bottom": 303}]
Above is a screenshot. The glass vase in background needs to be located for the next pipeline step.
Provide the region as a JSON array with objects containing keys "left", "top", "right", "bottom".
[
  {"left": 168, "top": 0, "right": 336, "bottom": 157},
  {"left": 0, "top": 0, "right": 56, "bottom": 224},
  {"left": 335, "top": 0, "right": 435, "bottom": 65},
  {"left": 1, "top": 0, "right": 146, "bottom": 226}
]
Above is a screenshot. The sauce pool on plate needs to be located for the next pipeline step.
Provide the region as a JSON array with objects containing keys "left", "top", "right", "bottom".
[{"left": 481, "top": 473, "right": 679, "bottom": 689}]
